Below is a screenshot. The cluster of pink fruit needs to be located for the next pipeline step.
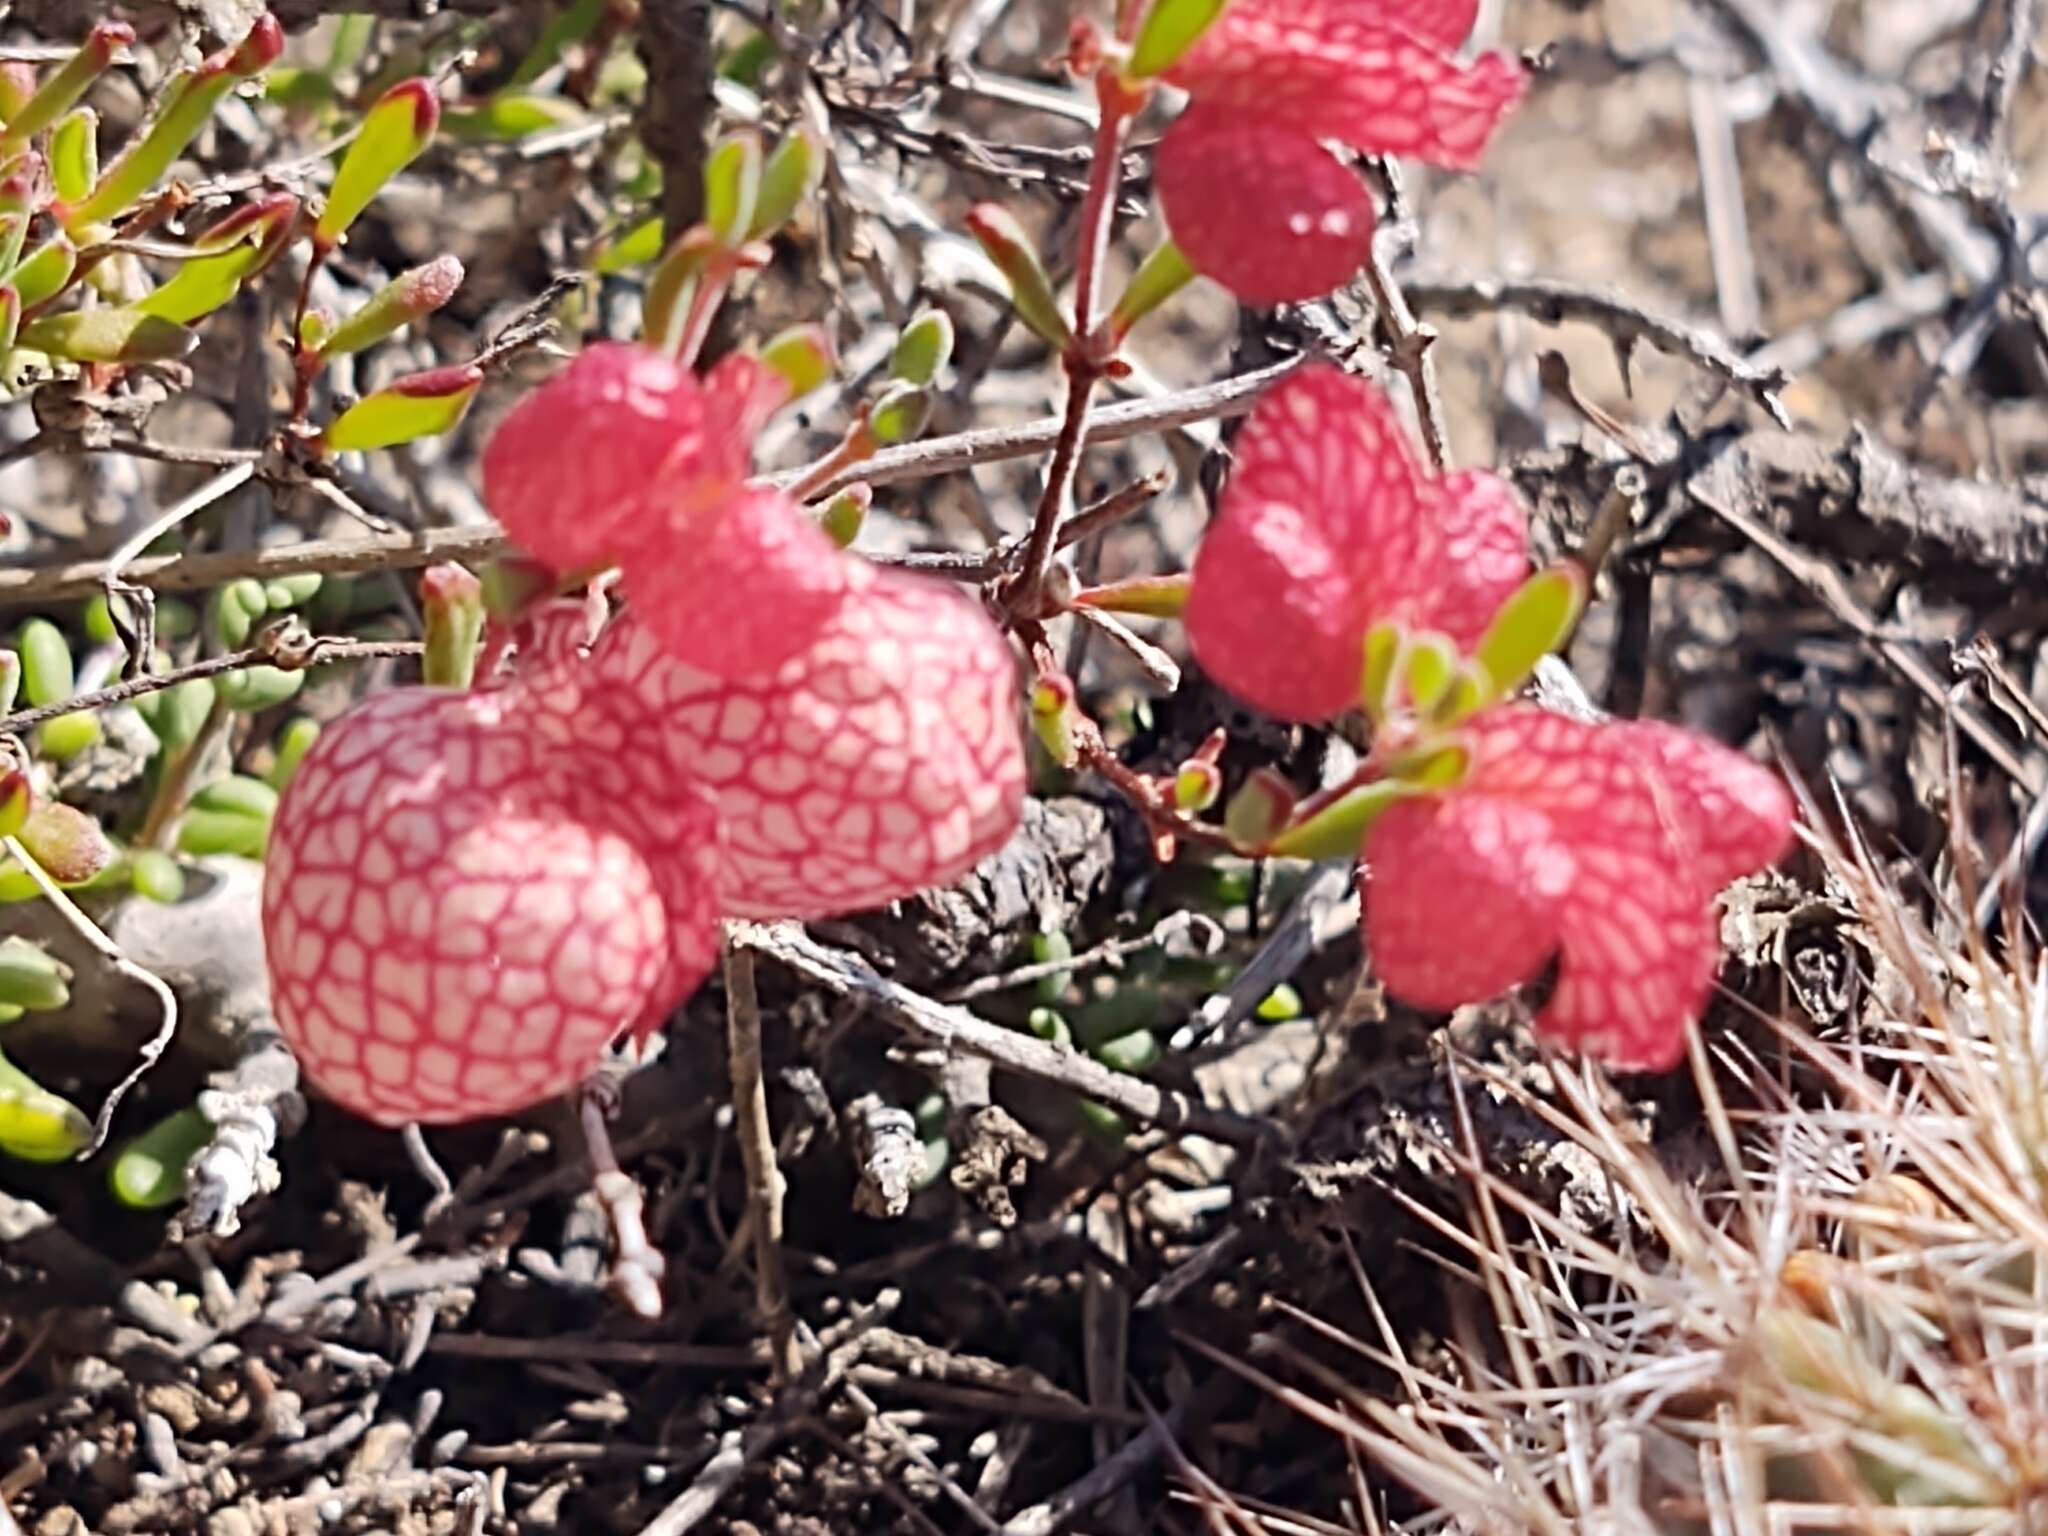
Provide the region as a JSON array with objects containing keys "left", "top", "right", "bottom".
[{"left": 260, "top": 0, "right": 1795, "bottom": 1128}]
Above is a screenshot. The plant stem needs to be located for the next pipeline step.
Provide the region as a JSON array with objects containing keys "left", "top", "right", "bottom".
[
  {"left": 782, "top": 419, "right": 877, "bottom": 504},
  {"left": 1007, "top": 77, "right": 1136, "bottom": 619}
]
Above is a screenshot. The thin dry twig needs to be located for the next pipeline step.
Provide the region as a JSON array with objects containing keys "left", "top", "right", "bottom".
[{"left": 722, "top": 931, "right": 800, "bottom": 1381}]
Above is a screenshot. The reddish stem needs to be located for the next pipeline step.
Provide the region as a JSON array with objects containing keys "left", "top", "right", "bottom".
[
  {"left": 784, "top": 417, "right": 878, "bottom": 504},
  {"left": 671, "top": 267, "right": 731, "bottom": 373},
  {"left": 288, "top": 243, "right": 328, "bottom": 424},
  {"left": 1006, "top": 75, "right": 1139, "bottom": 620}
]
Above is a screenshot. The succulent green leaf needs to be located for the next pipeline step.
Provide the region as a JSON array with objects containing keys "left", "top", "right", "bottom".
[
  {"left": 65, "top": 17, "right": 283, "bottom": 228},
  {"left": 18, "top": 308, "right": 198, "bottom": 364},
  {"left": 320, "top": 363, "right": 482, "bottom": 453},
  {"left": 153, "top": 677, "right": 217, "bottom": 752},
  {"left": 817, "top": 483, "right": 870, "bottom": 549},
  {"left": 265, "top": 572, "right": 323, "bottom": 608},
  {"left": 1400, "top": 632, "right": 1458, "bottom": 713},
  {"left": 641, "top": 227, "right": 716, "bottom": 354},
  {"left": 1030, "top": 928, "right": 1073, "bottom": 1004},
  {"left": 177, "top": 807, "right": 269, "bottom": 858},
  {"left": 50, "top": 108, "right": 97, "bottom": 206},
  {"left": 867, "top": 382, "right": 931, "bottom": 446},
  {"left": 0, "top": 938, "right": 69, "bottom": 1013},
  {"left": 14, "top": 618, "right": 72, "bottom": 707},
  {"left": 315, "top": 254, "right": 464, "bottom": 359},
  {"left": 700, "top": 132, "right": 761, "bottom": 247},
  {"left": 1072, "top": 574, "right": 1189, "bottom": 619},
  {"left": 0, "top": 650, "right": 16, "bottom": 715},
  {"left": 442, "top": 94, "right": 584, "bottom": 143},
  {"left": 215, "top": 665, "right": 303, "bottom": 713},
  {"left": 1471, "top": 563, "right": 1589, "bottom": 706},
  {"left": 889, "top": 308, "right": 954, "bottom": 386},
  {"left": 0, "top": 767, "right": 28, "bottom": 842},
  {"left": 1264, "top": 778, "right": 1409, "bottom": 860},
  {"left": 1223, "top": 768, "right": 1297, "bottom": 849},
  {"left": 1172, "top": 760, "right": 1221, "bottom": 813},
  {"left": 10, "top": 240, "right": 72, "bottom": 314},
  {"left": 1026, "top": 1006, "right": 1071, "bottom": 1047},
  {"left": 266, "top": 717, "right": 320, "bottom": 792},
  {"left": 1127, "top": 0, "right": 1230, "bottom": 78},
  {"left": 1108, "top": 237, "right": 1196, "bottom": 338},
  {"left": 35, "top": 711, "right": 101, "bottom": 761},
  {"left": 1076, "top": 1099, "right": 1128, "bottom": 1146},
  {"left": 759, "top": 323, "right": 833, "bottom": 399},
  {"left": 2, "top": 22, "right": 132, "bottom": 151},
  {"left": 964, "top": 202, "right": 1073, "bottom": 352},
  {"left": 192, "top": 774, "right": 278, "bottom": 821},
  {"left": 746, "top": 128, "right": 823, "bottom": 242},
  {"left": 129, "top": 847, "right": 185, "bottom": 904},
  {"left": 109, "top": 1104, "right": 212, "bottom": 1206},
  {"left": 316, "top": 77, "right": 440, "bottom": 250},
  {"left": 1256, "top": 983, "right": 1303, "bottom": 1022},
  {"left": 421, "top": 562, "right": 484, "bottom": 689},
  {"left": 1358, "top": 621, "right": 1401, "bottom": 722},
  {"left": 0, "top": 1047, "right": 91, "bottom": 1162},
  {"left": 595, "top": 214, "right": 664, "bottom": 274},
  {"left": 1382, "top": 739, "right": 1471, "bottom": 790},
  {"left": 1092, "top": 1027, "right": 1160, "bottom": 1076}
]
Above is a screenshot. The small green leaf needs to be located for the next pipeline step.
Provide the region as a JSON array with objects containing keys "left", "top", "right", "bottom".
[
  {"left": 1264, "top": 778, "right": 1408, "bottom": 860},
  {"left": 1108, "top": 237, "right": 1196, "bottom": 338},
  {"left": 1358, "top": 621, "right": 1401, "bottom": 722},
  {"left": 1256, "top": 983, "right": 1303, "bottom": 1022},
  {"left": 1401, "top": 632, "right": 1459, "bottom": 714},
  {"left": 1172, "top": 760, "right": 1221, "bottom": 813},
  {"left": 15, "top": 619, "right": 72, "bottom": 707},
  {"left": 890, "top": 308, "right": 953, "bottom": 386},
  {"left": 759, "top": 323, "right": 833, "bottom": 399},
  {"left": 266, "top": 717, "right": 320, "bottom": 792},
  {"left": 109, "top": 1104, "right": 212, "bottom": 1206},
  {"left": 1030, "top": 929, "right": 1073, "bottom": 1004},
  {"left": 321, "top": 363, "right": 482, "bottom": 453},
  {"left": 421, "top": 562, "right": 484, "bottom": 689},
  {"left": 642, "top": 226, "right": 717, "bottom": 354},
  {"left": 441, "top": 94, "right": 584, "bottom": 143},
  {"left": 1030, "top": 672, "right": 1079, "bottom": 769},
  {"left": 817, "top": 483, "right": 869, "bottom": 549},
  {"left": 964, "top": 202, "right": 1073, "bottom": 352},
  {"left": 153, "top": 677, "right": 217, "bottom": 752},
  {"left": 137, "top": 194, "right": 300, "bottom": 325},
  {"left": 1127, "top": 0, "right": 1229, "bottom": 78},
  {"left": 0, "top": 1046, "right": 91, "bottom": 1162},
  {"left": 191, "top": 775, "right": 279, "bottom": 821},
  {"left": 316, "top": 77, "right": 440, "bottom": 251},
  {"left": 1470, "top": 564, "right": 1588, "bottom": 706},
  {"left": 66, "top": 16, "right": 283, "bottom": 228},
  {"left": 700, "top": 132, "right": 761, "bottom": 247},
  {"left": 0, "top": 938, "right": 69, "bottom": 1013},
  {"left": 868, "top": 382, "right": 931, "bottom": 446},
  {"left": 1092, "top": 1027, "right": 1160, "bottom": 1076},
  {"left": 746, "top": 128, "right": 823, "bottom": 242},
  {"left": 215, "top": 666, "right": 303, "bottom": 713},
  {"left": 1382, "top": 739, "right": 1470, "bottom": 790},
  {"left": 1073, "top": 574, "right": 1189, "bottom": 619},
  {"left": 35, "top": 711, "right": 101, "bottom": 762},
  {"left": 2, "top": 21, "right": 132, "bottom": 151},
  {"left": 315, "top": 254, "right": 464, "bottom": 359},
  {"left": 176, "top": 807, "right": 268, "bottom": 858},
  {"left": 595, "top": 213, "right": 663, "bottom": 274},
  {"left": 1026, "top": 1006, "right": 1071, "bottom": 1047},
  {"left": 50, "top": 108, "right": 97, "bottom": 206},
  {"left": 1076, "top": 1099, "right": 1128, "bottom": 1146},
  {"left": 129, "top": 847, "right": 185, "bottom": 905},
  {"left": 18, "top": 308, "right": 198, "bottom": 364},
  {"left": 1224, "top": 768, "right": 1297, "bottom": 849},
  {"left": 11, "top": 239, "right": 74, "bottom": 308}
]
